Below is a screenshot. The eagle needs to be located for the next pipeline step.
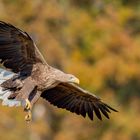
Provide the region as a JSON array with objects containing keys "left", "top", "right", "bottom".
[{"left": 0, "top": 21, "right": 117, "bottom": 122}]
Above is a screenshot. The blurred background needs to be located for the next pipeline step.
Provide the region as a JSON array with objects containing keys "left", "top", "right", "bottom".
[{"left": 0, "top": 0, "right": 140, "bottom": 140}]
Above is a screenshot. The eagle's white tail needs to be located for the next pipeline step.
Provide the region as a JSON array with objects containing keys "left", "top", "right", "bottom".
[{"left": 0, "top": 68, "right": 21, "bottom": 107}]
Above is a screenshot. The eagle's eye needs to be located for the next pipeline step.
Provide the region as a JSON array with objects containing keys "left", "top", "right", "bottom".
[{"left": 69, "top": 76, "right": 75, "bottom": 80}]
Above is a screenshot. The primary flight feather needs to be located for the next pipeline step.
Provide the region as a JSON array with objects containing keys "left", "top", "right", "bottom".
[{"left": 0, "top": 21, "right": 117, "bottom": 122}]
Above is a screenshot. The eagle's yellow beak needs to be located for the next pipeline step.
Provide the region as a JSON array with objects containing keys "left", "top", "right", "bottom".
[
  {"left": 68, "top": 74, "right": 80, "bottom": 84},
  {"left": 73, "top": 77, "right": 80, "bottom": 84}
]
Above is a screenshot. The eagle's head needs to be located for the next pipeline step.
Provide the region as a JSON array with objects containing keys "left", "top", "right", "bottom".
[
  {"left": 63, "top": 74, "right": 80, "bottom": 84},
  {"left": 51, "top": 69, "right": 80, "bottom": 85}
]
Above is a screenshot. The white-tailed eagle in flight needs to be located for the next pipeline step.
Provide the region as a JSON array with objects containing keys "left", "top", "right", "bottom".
[{"left": 0, "top": 21, "right": 117, "bottom": 122}]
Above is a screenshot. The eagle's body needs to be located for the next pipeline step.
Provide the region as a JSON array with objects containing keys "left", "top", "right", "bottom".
[{"left": 0, "top": 21, "right": 117, "bottom": 122}]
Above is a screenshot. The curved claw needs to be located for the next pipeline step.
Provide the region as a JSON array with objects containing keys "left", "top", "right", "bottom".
[
  {"left": 24, "top": 99, "right": 31, "bottom": 111},
  {"left": 25, "top": 110, "right": 32, "bottom": 122}
]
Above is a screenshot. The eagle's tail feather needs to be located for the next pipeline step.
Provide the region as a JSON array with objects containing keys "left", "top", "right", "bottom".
[{"left": 0, "top": 68, "right": 22, "bottom": 107}]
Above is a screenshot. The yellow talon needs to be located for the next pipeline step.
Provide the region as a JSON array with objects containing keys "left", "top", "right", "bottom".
[
  {"left": 25, "top": 99, "right": 31, "bottom": 111},
  {"left": 25, "top": 110, "right": 32, "bottom": 122},
  {"left": 24, "top": 99, "right": 32, "bottom": 122}
]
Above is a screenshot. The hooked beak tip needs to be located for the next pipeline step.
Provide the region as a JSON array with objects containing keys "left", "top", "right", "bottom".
[{"left": 74, "top": 78, "right": 80, "bottom": 84}]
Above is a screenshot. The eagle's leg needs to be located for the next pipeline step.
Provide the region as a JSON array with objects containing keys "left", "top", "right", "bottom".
[
  {"left": 14, "top": 77, "right": 36, "bottom": 122},
  {"left": 24, "top": 90, "right": 41, "bottom": 122},
  {"left": 30, "top": 91, "right": 41, "bottom": 107},
  {"left": 16, "top": 77, "right": 35, "bottom": 99},
  {"left": 24, "top": 88, "right": 41, "bottom": 122},
  {"left": 24, "top": 87, "right": 38, "bottom": 111}
]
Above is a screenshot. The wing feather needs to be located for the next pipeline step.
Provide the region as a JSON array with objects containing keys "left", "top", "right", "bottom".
[
  {"left": 73, "top": 99, "right": 81, "bottom": 115},
  {"left": 87, "top": 102, "right": 94, "bottom": 120},
  {"left": 99, "top": 104, "right": 110, "bottom": 119},
  {"left": 41, "top": 83, "right": 117, "bottom": 121},
  {"left": 0, "top": 21, "right": 47, "bottom": 73},
  {"left": 78, "top": 100, "right": 86, "bottom": 118},
  {"left": 92, "top": 104, "right": 102, "bottom": 120}
]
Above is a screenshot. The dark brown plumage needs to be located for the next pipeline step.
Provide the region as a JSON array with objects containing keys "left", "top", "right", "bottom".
[
  {"left": 0, "top": 21, "right": 45, "bottom": 74},
  {"left": 41, "top": 83, "right": 117, "bottom": 120},
  {"left": 0, "top": 21, "right": 117, "bottom": 122}
]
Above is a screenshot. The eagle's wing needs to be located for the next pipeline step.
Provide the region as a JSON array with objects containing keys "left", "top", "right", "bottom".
[
  {"left": 41, "top": 83, "right": 117, "bottom": 121},
  {"left": 0, "top": 21, "right": 47, "bottom": 73},
  {"left": 0, "top": 68, "right": 22, "bottom": 107}
]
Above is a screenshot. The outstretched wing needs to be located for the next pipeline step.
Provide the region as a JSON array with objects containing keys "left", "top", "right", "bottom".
[
  {"left": 41, "top": 83, "right": 117, "bottom": 121},
  {"left": 0, "top": 21, "right": 47, "bottom": 73}
]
